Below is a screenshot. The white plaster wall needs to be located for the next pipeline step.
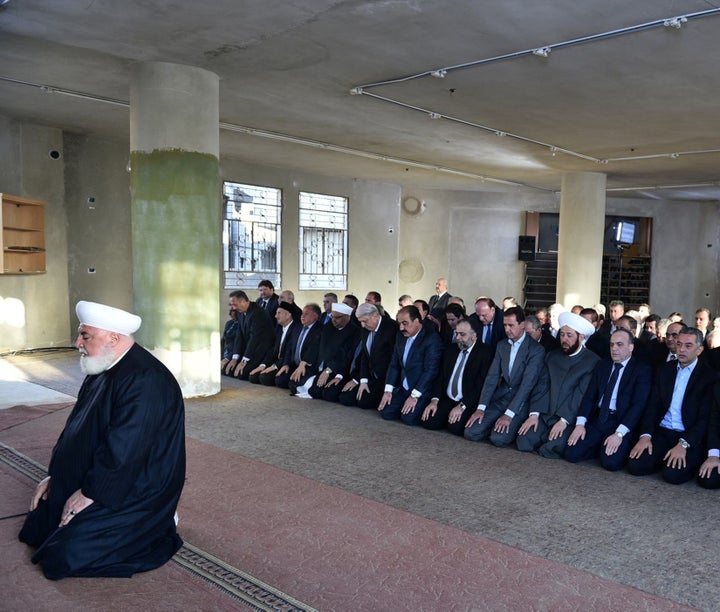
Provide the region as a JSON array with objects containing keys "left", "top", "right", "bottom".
[
  {"left": 398, "top": 188, "right": 559, "bottom": 307},
  {"left": 64, "top": 134, "right": 134, "bottom": 316},
  {"left": 0, "top": 117, "right": 70, "bottom": 350}
]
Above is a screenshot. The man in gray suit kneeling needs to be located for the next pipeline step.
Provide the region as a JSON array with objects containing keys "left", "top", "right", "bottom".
[{"left": 464, "top": 306, "right": 546, "bottom": 447}]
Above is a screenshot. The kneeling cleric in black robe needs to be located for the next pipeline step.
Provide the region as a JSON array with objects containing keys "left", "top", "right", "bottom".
[{"left": 19, "top": 300, "right": 186, "bottom": 580}]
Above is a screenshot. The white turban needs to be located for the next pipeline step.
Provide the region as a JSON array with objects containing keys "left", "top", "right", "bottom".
[
  {"left": 331, "top": 302, "right": 354, "bottom": 316},
  {"left": 76, "top": 300, "right": 142, "bottom": 336},
  {"left": 558, "top": 311, "right": 595, "bottom": 338}
]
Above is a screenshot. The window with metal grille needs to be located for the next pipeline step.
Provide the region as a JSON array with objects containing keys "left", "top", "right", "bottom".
[
  {"left": 222, "top": 181, "right": 281, "bottom": 289},
  {"left": 298, "top": 191, "right": 348, "bottom": 290}
]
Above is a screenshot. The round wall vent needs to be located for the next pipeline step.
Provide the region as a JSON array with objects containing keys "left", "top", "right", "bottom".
[
  {"left": 398, "top": 257, "right": 425, "bottom": 283},
  {"left": 401, "top": 196, "right": 425, "bottom": 216}
]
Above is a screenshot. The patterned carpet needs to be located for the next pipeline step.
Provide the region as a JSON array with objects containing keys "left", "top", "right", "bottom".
[
  {"left": 0, "top": 399, "right": 692, "bottom": 611},
  {"left": 0, "top": 408, "right": 315, "bottom": 612}
]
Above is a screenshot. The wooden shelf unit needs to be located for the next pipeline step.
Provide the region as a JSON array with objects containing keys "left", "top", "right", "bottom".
[{"left": 1, "top": 193, "right": 46, "bottom": 274}]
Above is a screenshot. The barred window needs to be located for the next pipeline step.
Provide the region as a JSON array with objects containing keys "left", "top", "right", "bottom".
[
  {"left": 222, "top": 181, "right": 281, "bottom": 289},
  {"left": 298, "top": 192, "right": 348, "bottom": 290}
]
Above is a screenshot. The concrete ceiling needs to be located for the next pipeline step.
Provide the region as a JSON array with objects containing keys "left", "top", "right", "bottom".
[{"left": 2, "top": 0, "right": 720, "bottom": 200}]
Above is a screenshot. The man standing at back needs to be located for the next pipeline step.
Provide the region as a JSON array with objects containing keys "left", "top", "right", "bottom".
[
  {"left": 428, "top": 277, "right": 452, "bottom": 321},
  {"left": 19, "top": 301, "right": 185, "bottom": 580}
]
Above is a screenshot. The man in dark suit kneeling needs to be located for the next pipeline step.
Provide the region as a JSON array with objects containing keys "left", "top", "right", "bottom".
[{"left": 627, "top": 327, "right": 717, "bottom": 484}]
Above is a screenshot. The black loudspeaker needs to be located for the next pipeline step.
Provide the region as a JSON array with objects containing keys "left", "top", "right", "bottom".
[{"left": 518, "top": 235, "right": 536, "bottom": 261}]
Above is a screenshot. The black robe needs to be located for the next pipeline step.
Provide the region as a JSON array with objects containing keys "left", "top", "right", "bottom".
[{"left": 19, "top": 343, "right": 186, "bottom": 580}]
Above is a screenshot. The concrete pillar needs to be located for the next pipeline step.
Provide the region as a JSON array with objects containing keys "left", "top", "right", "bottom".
[
  {"left": 129, "top": 62, "right": 220, "bottom": 397},
  {"left": 556, "top": 172, "right": 607, "bottom": 309}
]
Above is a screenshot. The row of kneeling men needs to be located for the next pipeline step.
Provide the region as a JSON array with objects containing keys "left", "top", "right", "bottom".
[{"left": 221, "top": 293, "right": 720, "bottom": 489}]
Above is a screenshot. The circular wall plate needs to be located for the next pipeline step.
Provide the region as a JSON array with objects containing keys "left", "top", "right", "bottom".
[
  {"left": 398, "top": 257, "right": 425, "bottom": 283},
  {"left": 401, "top": 196, "right": 424, "bottom": 216}
]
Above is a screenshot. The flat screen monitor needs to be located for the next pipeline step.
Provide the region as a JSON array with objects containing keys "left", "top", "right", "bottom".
[{"left": 615, "top": 221, "right": 636, "bottom": 245}]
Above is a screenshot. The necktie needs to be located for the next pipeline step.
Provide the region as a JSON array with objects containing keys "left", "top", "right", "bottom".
[
  {"left": 402, "top": 336, "right": 414, "bottom": 390},
  {"left": 366, "top": 330, "right": 375, "bottom": 353},
  {"left": 600, "top": 362, "right": 623, "bottom": 416},
  {"left": 294, "top": 326, "right": 309, "bottom": 363},
  {"left": 483, "top": 325, "right": 491, "bottom": 344},
  {"left": 450, "top": 350, "right": 468, "bottom": 398},
  {"left": 262, "top": 300, "right": 267, "bottom": 309}
]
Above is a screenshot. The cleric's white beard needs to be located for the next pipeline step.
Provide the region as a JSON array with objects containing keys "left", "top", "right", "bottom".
[{"left": 79, "top": 345, "right": 116, "bottom": 375}]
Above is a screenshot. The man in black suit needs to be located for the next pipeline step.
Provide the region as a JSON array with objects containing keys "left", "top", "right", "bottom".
[
  {"left": 378, "top": 305, "right": 443, "bottom": 425},
  {"left": 427, "top": 277, "right": 451, "bottom": 320},
  {"left": 224, "top": 290, "right": 275, "bottom": 380},
  {"left": 525, "top": 314, "right": 560, "bottom": 352},
  {"left": 440, "top": 302, "right": 468, "bottom": 346},
  {"left": 338, "top": 303, "right": 398, "bottom": 409},
  {"left": 255, "top": 279, "right": 279, "bottom": 319},
  {"left": 627, "top": 327, "right": 717, "bottom": 484},
  {"left": 698, "top": 382, "right": 720, "bottom": 488},
  {"left": 469, "top": 296, "right": 506, "bottom": 354},
  {"left": 414, "top": 299, "right": 440, "bottom": 335},
  {"left": 580, "top": 307, "right": 609, "bottom": 360},
  {"left": 278, "top": 289, "right": 303, "bottom": 322},
  {"left": 597, "top": 300, "right": 625, "bottom": 338},
  {"left": 565, "top": 328, "right": 653, "bottom": 471},
  {"left": 247, "top": 302, "right": 298, "bottom": 386},
  {"left": 275, "top": 303, "right": 323, "bottom": 389},
  {"left": 421, "top": 320, "right": 492, "bottom": 433},
  {"left": 321, "top": 293, "right": 338, "bottom": 325},
  {"left": 305, "top": 303, "right": 361, "bottom": 400}
]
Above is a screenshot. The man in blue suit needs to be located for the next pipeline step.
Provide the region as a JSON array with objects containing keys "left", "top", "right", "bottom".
[
  {"left": 378, "top": 305, "right": 443, "bottom": 425},
  {"left": 469, "top": 296, "right": 507, "bottom": 355},
  {"left": 565, "top": 328, "right": 652, "bottom": 470},
  {"left": 464, "top": 306, "right": 545, "bottom": 447},
  {"left": 627, "top": 327, "right": 717, "bottom": 484}
]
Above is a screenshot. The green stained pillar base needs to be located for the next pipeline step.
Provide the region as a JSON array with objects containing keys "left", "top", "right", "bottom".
[{"left": 130, "top": 62, "right": 220, "bottom": 397}]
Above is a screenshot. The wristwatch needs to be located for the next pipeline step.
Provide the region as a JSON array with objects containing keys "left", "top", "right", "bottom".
[
  {"left": 615, "top": 431, "right": 624, "bottom": 439},
  {"left": 679, "top": 438, "right": 690, "bottom": 449}
]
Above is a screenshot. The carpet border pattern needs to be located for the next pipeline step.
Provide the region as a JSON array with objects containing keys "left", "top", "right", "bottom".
[{"left": 0, "top": 442, "right": 317, "bottom": 612}]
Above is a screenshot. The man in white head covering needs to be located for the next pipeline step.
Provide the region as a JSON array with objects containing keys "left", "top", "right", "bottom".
[
  {"left": 295, "top": 302, "right": 360, "bottom": 400},
  {"left": 19, "top": 301, "right": 185, "bottom": 580},
  {"left": 516, "top": 311, "right": 601, "bottom": 458}
]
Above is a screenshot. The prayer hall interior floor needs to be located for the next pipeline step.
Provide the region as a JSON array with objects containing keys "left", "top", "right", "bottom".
[{"left": 1, "top": 348, "right": 717, "bottom": 611}]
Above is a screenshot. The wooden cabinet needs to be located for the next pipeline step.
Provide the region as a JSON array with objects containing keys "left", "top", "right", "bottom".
[{"left": 1, "top": 193, "right": 46, "bottom": 274}]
